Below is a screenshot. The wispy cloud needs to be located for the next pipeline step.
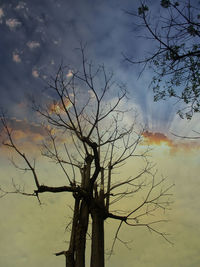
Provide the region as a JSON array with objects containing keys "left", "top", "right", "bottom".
[
  {"left": 15, "top": 1, "right": 26, "bottom": 10},
  {"left": 88, "top": 90, "right": 95, "bottom": 99},
  {"left": 6, "top": 18, "right": 21, "bottom": 30},
  {"left": 66, "top": 70, "right": 73, "bottom": 78},
  {"left": 0, "top": 118, "right": 46, "bottom": 146},
  {"left": 27, "top": 41, "right": 40, "bottom": 49},
  {"left": 0, "top": 8, "right": 4, "bottom": 23},
  {"left": 0, "top": 117, "right": 72, "bottom": 156},
  {"left": 48, "top": 98, "right": 72, "bottom": 114},
  {"left": 12, "top": 52, "right": 21, "bottom": 63},
  {"left": 32, "top": 69, "right": 39, "bottom": 78}
]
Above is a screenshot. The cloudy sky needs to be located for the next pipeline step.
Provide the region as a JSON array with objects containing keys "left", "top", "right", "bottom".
[{"left": 0, "top": 0, "right": 200, "bottom": 266}]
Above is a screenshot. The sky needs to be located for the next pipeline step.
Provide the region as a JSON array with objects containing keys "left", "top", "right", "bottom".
[{"left": 0, "top": 0, "right": 200, "bottom": 266}]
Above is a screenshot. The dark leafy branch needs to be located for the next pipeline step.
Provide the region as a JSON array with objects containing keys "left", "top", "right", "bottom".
[{"left": 126, "top": 0, "right": 200, "bottom": 119}]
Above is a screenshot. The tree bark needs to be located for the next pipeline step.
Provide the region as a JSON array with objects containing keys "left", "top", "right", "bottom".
[
  {"left": 91, "top": 179, "right": 105, "bottom": 267},
  {"left": 90, "top": 208, "right": 105, "bottom": 267},
  {"left": 74, "top": 156, "right": 92, "bottom": 267},
  {"left": 75, "top": 199, "right": 89, "bottom": 267},
  {"left": 65, "top": 196, "right": 80, "bottom": 267},
  {"left": 65, "top": 251, "right": 74, "bottom": 267}
]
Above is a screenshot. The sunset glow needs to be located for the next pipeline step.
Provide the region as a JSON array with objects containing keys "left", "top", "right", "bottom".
[
  {"left": 142, "top": 130, "right": 200, "bottom": 154},
  {"left": 0, "top": 1, "right": 200, "bottom": 267}
]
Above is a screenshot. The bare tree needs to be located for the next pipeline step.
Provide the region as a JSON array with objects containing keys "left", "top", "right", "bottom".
[
  {"left": 0, "top": 48, "right": 172, "bottom": 267},
  {"left": 125, "top": 0, "right": 200, "bottom": 119}
]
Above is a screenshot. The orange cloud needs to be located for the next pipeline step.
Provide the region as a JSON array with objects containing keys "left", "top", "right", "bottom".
[
  {"left": 0, "top": 118, "right": 46, "bottom": 150},
  {"left": 11, "top": 129, "right": 44, "bottom": 142},
  {"left": 142, "top": 130, "right": 200, "bottom": 154},
  {"left": 49, "top": 98, "right": 72, "bottom": 114},
  {"left": 142, "top": 131, "right": 173, "bottom": 146},
  {"left": 12, "top": 52, "right": 21, "bottom": 63},
  {"left": 32, "top": 69, "right": 39, "bottom": 78},
  {"left": 0, "top": 117, "right": 71, "bottom": 156},
  {"left": 66, "top": 70, "right": 73, "bottom": 78}
]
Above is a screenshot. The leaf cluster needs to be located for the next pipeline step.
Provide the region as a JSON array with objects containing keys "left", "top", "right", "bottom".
[{"left": 129, "top": 0, "right": 200, "bottom": 119}]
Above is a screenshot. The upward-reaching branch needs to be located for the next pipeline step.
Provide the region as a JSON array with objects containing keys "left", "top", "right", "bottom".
[{"left": 0, "top": 48, "right": 172, "bottom": 267}]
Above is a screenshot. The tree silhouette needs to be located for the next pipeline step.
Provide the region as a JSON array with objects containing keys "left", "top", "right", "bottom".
[
  {"left": 126, "top": 0, "right": 200, "bottom": 119},
  {"left": 0, "top": 48, "right": 172, "bottom": 267}
]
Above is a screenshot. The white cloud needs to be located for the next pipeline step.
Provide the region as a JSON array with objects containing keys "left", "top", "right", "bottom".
[
  {"left": 53, "top": 39, "right": 61, "bottom": 45},
  {"left": 6, "top": 18, "right": 21, "bottom": 30},
  {"left": 88, "top": 90, "right": 95, "bottom": 98},
  {"left": 66, "top": 70, "right": 73, "bottom": 78},
  {"left": 32, "top": 69, "right": 39, "bottom": 78},
  {"left": 15, "top": 1, "right": 26, "bottom": 10},
  {"left": 12, "top": 52, "right": 21, "bottom": 63},
  {"left": 27, "top": 41, "right": 40, "bottom": 49}
]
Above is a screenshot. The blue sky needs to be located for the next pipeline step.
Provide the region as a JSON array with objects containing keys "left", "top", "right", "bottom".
[{"left": 0, "top": 0, "right": 180, "bottom": 131}]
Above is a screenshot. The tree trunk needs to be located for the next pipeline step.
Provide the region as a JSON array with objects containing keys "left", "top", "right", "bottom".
[
  {"left": 75, "top": 199, "right": 89, "bottom": 267},
  {"left": 91, "top": 170, "right": 105, "bottom": 267},
  {"left": 65, "top": 196, "right": 80, "bottom": 267},
  {"left": 90, "top": 208, "right": 105, "bottom": 267},
  {"left": 65, "top": 251, "right": 74, "bottom": 267}
]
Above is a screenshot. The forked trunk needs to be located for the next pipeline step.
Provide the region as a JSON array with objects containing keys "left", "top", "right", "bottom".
[{"left": 74, "top": 155, "right": 92, "bottom": 267}]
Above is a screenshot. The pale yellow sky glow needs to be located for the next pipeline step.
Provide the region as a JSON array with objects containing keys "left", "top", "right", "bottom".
[{"left": 0, "top": 129, "right": 200, "bottom": 267}]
